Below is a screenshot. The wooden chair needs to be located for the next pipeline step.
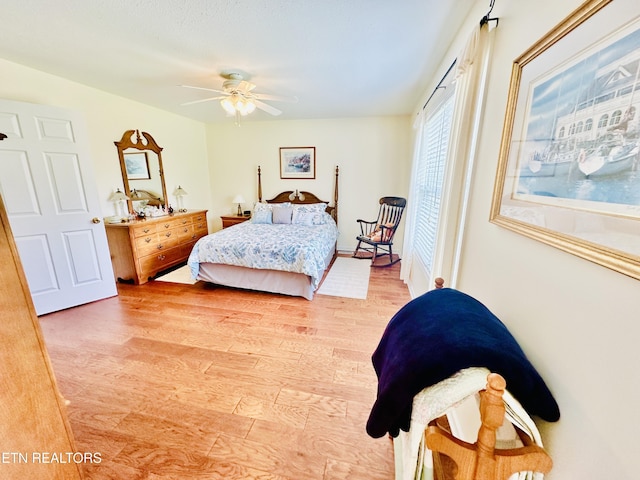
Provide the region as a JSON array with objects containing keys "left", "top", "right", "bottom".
[
  {"left": 426, "top": 373, "right": 553, "bottom": 480},
  {"left": 352, "top": 196, "right": 406, "bottom": 267}
]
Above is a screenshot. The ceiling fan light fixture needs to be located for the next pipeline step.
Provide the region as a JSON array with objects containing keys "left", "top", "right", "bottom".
[
  {"left": 220, "top": 93, "right": 256, "bottom": 116},
  {"left": 243, "top": 99, "right": 256, "bottom": 115},
  {"left": 220, "top": 97, "right": 236, "bottom": 115}
]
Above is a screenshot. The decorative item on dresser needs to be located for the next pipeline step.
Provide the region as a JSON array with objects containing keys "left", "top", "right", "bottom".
[
  {"left": 220, "top": 214, "right": 250, "bottom": 229},
  {"left": 105, "top": 210, "right": 208, "bottom": 284}
]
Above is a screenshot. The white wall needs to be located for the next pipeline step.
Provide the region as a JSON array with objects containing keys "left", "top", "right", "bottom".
[
  {"left": 421, "top": 1, "right": 639, "bottom": 478},
  {"left": 0, "top": 60, "right": 412, "bottom": 252},
  {"left": 0, "top": 59, "right": 212, "bottom": 227},
  {"left": 205, "top": 117, "right": 411, "bottom": 251}
]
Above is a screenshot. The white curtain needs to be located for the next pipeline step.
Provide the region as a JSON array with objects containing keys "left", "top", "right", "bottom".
[{"left": 401, "top": 22, "right": 495, "bottom": 292}]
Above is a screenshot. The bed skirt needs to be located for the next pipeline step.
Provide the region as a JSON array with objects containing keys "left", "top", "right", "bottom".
[{"left": 195, "top": 246, "right": 335, "bottom": 300}]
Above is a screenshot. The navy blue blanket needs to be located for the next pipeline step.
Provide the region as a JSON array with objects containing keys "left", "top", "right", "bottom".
[{"left": 366, "top": 288, "right": 560, "bottom": 438}]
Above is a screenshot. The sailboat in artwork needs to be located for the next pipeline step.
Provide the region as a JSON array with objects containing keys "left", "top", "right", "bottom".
[{"left": 525, "top": 50, "right": 640, "bottom": 179}]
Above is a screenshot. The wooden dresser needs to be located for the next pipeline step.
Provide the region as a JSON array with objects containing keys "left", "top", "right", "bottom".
[{"left": 106, "top": 209, "right": 208, "bottom": 284}]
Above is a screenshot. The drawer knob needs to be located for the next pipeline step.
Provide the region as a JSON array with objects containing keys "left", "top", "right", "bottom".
[
  {"left": 143, "top": 228, "right": 150, "bottom": 233},
  {"left": 165, "top": 232, "right": 172, "bottom": 237},
  {"left": 157, "top": 244, "right": 164, "bottom": 249},
  {"left": 158, "top": 254, "right": 166, "bottom": 261},
  {"left": 145, "top": 237, "right": 152, "bottom": 243},
  {"left": 183, "top": 228, "right": 188, "bottom": 233}
]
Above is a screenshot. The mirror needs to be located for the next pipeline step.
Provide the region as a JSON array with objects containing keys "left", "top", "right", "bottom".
[{"left": 114, "top": 130, "right": 168, "bottom": 216}]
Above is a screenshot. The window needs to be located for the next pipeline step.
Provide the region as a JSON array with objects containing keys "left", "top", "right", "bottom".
[
  {"left": 412, "top": 71, "right": 457, "bottom": 276},
  {"left": 611, "top": 110, "right": 622, "bottom": 125},
  {"left": 598, "top": 114, "right": 609, "bottom": 128}
]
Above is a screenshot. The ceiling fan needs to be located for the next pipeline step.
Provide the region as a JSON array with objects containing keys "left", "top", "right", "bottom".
[{"left": 180, "top": 72, "right": 297, "bottom": 119}]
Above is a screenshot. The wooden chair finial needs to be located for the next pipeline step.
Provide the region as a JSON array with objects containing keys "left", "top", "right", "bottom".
[{"left": 426, "top": 372, "right": 553, "bottom": 480}]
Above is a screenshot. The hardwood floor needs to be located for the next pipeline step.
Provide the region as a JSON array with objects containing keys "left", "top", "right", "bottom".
[{"left": 39, "top": 260, "right": 411, "bottom": 479}]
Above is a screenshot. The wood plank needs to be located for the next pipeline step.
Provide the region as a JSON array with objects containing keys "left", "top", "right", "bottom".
[{"left": 39, "top": 259, "right": 411, "bottom": 478}]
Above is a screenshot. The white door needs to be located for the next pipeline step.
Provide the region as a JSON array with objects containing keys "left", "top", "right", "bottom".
[{"left": 0, "top": 99, "right": 116, "bottom": 315}]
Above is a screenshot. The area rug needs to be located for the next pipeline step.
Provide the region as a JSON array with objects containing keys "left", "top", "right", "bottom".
[
  {"left": 154, "top": 265, "right": 197, "bottom": 285},
  {"left": 317, "top": 257, "right": 371, "bottom": 299}
]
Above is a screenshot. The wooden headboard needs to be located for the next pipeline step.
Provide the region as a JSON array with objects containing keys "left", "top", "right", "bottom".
[{"left": 257, "top": 165, "right": 339, "bottom": 223}]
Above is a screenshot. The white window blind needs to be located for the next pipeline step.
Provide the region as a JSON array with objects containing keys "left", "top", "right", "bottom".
[{"left": 413, "top": 80, "right": 456, "bottom": 276}]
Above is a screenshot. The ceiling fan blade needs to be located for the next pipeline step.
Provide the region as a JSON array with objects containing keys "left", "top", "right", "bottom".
[
  {"left": 179, "top": 84, "right": 228, "bottom": 95},
  {"left": 254, "top": 93, "right": 298, "bottom": 103},
  {"left": 180, "top": 96, "right": 226, "bottom": 106},
  {"left": 254, "top": 100, "right": 282, "bottom": 116}
]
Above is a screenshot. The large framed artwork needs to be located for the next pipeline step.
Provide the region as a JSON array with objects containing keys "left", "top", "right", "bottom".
[
  {"left": 279, "top": 147, "right": 316, "bottom": 179},
  {"left": 490, "top": 0, "right": 640, "bottom": 280}
]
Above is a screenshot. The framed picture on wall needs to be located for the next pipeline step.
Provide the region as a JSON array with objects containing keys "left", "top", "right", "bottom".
[
  {"left": 490, "top": 0, "right": 640, "bottom": 280},
  {"left": 279, "top": 147, "right": 316, "bottom": 179},
  {"left": 123, "top": 152, "right": 150, "bottom": 180}
]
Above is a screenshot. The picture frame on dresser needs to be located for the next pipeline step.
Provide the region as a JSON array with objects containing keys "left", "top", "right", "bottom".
[{"left": 490, "top": 0, "right": 640, "bottom": 281}]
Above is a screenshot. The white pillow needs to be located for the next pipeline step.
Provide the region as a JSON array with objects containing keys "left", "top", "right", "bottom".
[
  {"left": 254, "top": 201, "right": 292, "bottom": 212},
  {"left": 272, "top": 206, "right": 293, "bottom": 224},
  {"left": 292, "top": 211, "right": 329, "bottom": 225}
]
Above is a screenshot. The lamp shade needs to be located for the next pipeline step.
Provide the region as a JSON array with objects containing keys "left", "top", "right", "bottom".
[
  {"left": 173, "top": 185, "right": 188, "bottom": 196},
  {"left": 232, "top": 194, "right": 245, "bottom": 204},
  {"left": 108, "top": 188, "right": 129, "bottom": 202}
]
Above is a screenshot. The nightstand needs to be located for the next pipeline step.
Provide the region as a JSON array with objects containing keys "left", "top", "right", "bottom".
[{"left": 220, "top": 215, "right": 250, "bottom": 229}]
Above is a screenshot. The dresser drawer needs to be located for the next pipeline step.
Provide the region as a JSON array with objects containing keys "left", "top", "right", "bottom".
[
  {"left": 190, "top": 212, "right": 207, "bottom": 224},
  {"left": 158, "top": 228, "right": 181, "bottom": 247},
  {"left": 157, "top": 217, "right": 186, "bottom": 231},
  {"left": 176, "top": 225, "right": 194, "bottom": 242},
  {"left": 139, "top": 247, "right": 185, "bottom": 276},
  {"left": 131, "top": 223, "right": 157, "bottom": 238},
  {"left": 193, "top": 220, "right": 208, "bottom": 235},
  {"left": 134, "top": 234, "right": 161, "bottom": 255}
]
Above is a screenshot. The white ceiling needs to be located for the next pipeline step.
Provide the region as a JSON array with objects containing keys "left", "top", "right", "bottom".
[{"left": 1, "top": 0, "right": 478, "bottom": 123}]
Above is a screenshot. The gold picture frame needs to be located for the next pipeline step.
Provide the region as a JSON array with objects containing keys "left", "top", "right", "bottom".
[{"left": 490, "top": 0, "right": 640, "bottom": 280}]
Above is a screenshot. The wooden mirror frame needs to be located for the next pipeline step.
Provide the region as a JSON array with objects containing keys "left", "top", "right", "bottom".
[{"left": 114, "top": 130, "right": 167, "bottom": 215}]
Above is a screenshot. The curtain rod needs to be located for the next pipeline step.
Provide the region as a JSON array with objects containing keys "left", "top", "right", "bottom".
[
  {"left": 422, "top": 60, "right": 456, "bottom": 111},
  {"left": 421, "top": 1, "right": 498, "bottom": 112},
  {"left": 480, "top": 0, "right": 499, "bottom": 27}
]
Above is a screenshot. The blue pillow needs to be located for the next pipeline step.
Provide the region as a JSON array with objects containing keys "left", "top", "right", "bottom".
[{"left": 251, "top": 209, "right": 272, "bottom": 224}]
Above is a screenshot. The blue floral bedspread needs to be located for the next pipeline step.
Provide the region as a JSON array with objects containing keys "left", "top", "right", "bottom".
[{"left": 187, "top": 217, "right": 338, "bottom": 289}]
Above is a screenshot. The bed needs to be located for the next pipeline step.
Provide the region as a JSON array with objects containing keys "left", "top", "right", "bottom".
[{"left": 187, "top": 166, "right": 339, "bottom": 300}]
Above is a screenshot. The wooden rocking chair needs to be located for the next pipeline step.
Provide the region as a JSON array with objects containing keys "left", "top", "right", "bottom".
[{"left": 352, "top": 196, "right": 406, "bottom": 267}]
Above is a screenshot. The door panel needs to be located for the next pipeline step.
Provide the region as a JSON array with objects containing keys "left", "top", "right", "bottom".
[{"left": 0, "top": 99, "right": 116, "bottom": 315}]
